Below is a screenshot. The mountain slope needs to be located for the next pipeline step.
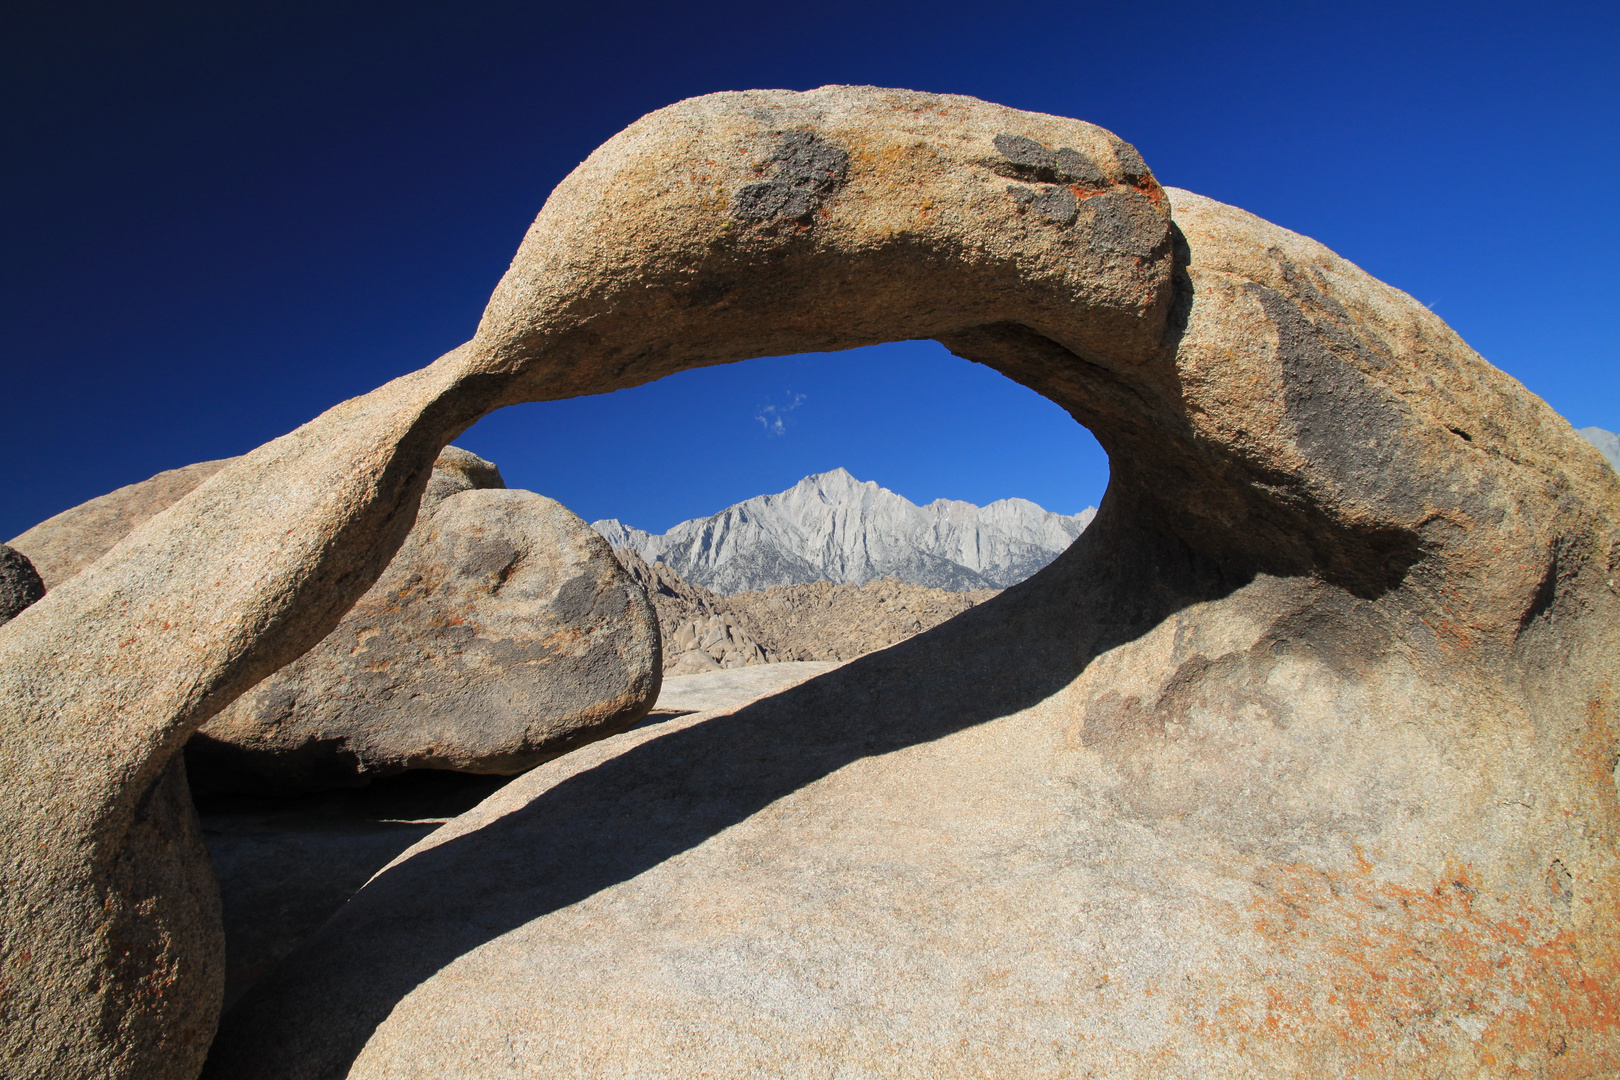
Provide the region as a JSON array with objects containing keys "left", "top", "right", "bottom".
[
  {"left": 593, "top": 468, "right": 1095, "bottom": 594},
  {"left": 1578, "top": 427, "right": 1620, "bottom": 473}
]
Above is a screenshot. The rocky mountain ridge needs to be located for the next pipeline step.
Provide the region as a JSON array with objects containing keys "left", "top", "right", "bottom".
[
  {"left": 1579, "top": 426, "right": 1620, "bottom": 473},
  {"left": 594, "top": 467, "right": 1094, "bottom": 594}
]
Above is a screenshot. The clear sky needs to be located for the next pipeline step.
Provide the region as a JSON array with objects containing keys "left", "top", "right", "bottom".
[{"left": 3, "top": 1, "right": 1615, "bottom": 539}]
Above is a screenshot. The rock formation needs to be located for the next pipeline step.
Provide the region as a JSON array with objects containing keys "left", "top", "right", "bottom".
[
  {"left": 725, "top": 576, "right": 998, "bottom": 662},
  {"left": 187, "top": 447, "right": 660, "bottom": 795},
  {"left": 8, "top": 457, "right": 236, "bottom": 588},
  {"left": 0, "top": 543, "right": 45, "bottom": 624},
  {"left": 1580, "top": 426, "right": 1619, "bottom": 472},
  {"left": 595, "top": 466, "right": 1094, "bottom": 593},
  {"left": 3, "top": 87, "right": 1617, "bottom": 1080},
  {"left": 616, "top": 547, "right": 999, "bottom": 672},
  {"left": 614, "top": 547, "right": 777, "bottom": 673}
]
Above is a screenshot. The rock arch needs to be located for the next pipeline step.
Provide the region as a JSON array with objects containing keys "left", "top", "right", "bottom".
[{"left": 1, "top": 87, "right": 1616, "bottom": 1079}]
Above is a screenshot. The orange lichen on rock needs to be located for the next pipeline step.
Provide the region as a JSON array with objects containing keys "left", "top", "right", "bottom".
[{"left": 1203, "top": 859, "right": 1620, "bottom": 1077}]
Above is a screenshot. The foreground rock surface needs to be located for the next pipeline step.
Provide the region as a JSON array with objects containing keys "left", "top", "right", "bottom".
[
  {"left": 646, "top": 660, "right": 843, "bottom": 717},
  {"left": 188, "top": 448, "right": 660, "bottom": 794},
  {"left": 4, "top": 87, "right": 1617, "bottom": 1080},
  {"left": 199, "top": 664, "right": 822, "bottom": 1016}
]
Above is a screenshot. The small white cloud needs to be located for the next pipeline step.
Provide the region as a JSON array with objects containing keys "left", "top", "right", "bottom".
[{"left": 755, "top": 392, "right": 806, "bottom": 437}]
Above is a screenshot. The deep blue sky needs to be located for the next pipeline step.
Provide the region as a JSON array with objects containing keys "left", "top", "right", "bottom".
[{"left": 3, "top": 2, "right": 1615, "bottom": 538}]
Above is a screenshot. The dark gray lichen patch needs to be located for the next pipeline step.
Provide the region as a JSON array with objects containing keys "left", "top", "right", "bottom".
[
  {"left": 1030, "top": 185, "right": 1078, "bottom": 226},
  {"left": 1253, "top": 282, "right": 1422, "bottom": 522},
  {"left": 0, "top": 543, "right": 45, "bottom": 625},
  {"left": 1007, "top": 184, "right": 1079, "bottom": 226},
  {"left": 733, "top": 184, "right": 819, "bottom": 221},
  {"left": 1270, "top": 250, "right": 1391, "bottom": 368},
  {"left": 733, "top": 131, "right": 850, "bottom": 224},
  {"left": 993, "top": 133, "right": 1108, "bottom": 186},
  {"left": 1085, "top": 193, "right": 1169, "bottom": 257},
  {"left": 1054, "top": 147, "right": 1107, "bottom": 186},
  {"left": 994, "top": 133, "right": 1056, "bottom": 172},
  {"left": 771, "top": 130, "right": 848, "bottom": 190}
]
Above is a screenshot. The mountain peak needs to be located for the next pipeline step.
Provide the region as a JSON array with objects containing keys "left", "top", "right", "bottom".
[{"left": 594, "top": 471, "right": 1095, "bottom": 594}]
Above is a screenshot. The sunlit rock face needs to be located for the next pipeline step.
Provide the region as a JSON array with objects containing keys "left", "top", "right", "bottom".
[{"left": 3, "top": 87, "right": 1617, "bottom": 1080}]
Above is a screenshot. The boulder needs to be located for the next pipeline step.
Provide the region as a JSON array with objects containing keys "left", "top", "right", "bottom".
[
  {"left": 8, "top": 457, "right": 236, "bottom": 588},
  {"left": 186, "top": 449, "right": 659, "bottom": 794},
  {"left": 2, "top": 88, "right": 1616, "bottom": 1080},
  {"left": 0, "top": 543, "right": 45, "bottom": 624}
]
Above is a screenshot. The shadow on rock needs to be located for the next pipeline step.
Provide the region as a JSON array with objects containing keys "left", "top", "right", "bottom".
[{"left": 205, "top": 516, "right": 1246, "bottom": 1079}]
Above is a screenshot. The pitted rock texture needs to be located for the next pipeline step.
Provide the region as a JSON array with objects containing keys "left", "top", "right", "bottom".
[
  {"left": 8, "top": 457, "right": 236, "bottom": 588},
  {"left": 3, "top": 87, "right": 1617, "bottom": 1080},
  {"left": 0, "top": 543, "right": 45, "bottom": 624},
  {"left": 731, "top": 130, "right": 849, "bottom": 223},
  {"left": 187, "top": 455, "right": 659, "bottom": 795}
]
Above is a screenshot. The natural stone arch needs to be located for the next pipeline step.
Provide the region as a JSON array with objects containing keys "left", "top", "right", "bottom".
[{"left": 1, "top": 86, "right": 1616, "bottom": 1080}]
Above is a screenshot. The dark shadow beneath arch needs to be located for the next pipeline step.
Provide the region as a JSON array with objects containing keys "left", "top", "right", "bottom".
[
  {"left": 204, "top": 501, "right": 1260, "bottom": 1079},
  {"left": 195, "top": 770, "right": 512, "bottom": 1011}
]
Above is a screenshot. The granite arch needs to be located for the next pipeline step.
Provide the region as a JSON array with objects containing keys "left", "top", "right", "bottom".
[{"left": 2, "top": 87, "right": 1616, "bottom": 1080}]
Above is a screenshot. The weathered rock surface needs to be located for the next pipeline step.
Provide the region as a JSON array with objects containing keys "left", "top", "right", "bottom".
[
  {"left": 7, "top": 457, "right": 236, "bottom": 588},
  {"left": 1580, "top": 426, "right": 1620, "bottom": 472},
  {"left": 595, "top": 467, "right": 1094, "bottom": 593},
  {"left": 0, "top": 543, "right": 45, "bottom": 624},
  {"left": 187, "top": 451, "right": 660, "bottom": 795},
  {"left": 4, "top": 87, "right": 1617, "bottom": 1080}
]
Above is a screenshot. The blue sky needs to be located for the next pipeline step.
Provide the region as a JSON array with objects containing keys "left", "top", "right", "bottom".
[{"left": 2, "top": 1, "right": 1615, "bottom": 538}]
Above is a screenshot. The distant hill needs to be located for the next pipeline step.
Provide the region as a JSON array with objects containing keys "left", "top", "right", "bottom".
[
  {"left": 592, "top": 468, "right": 1095, "bottom": 594},
  {"left": 1578, "top": 427, "right": 1620, "bottom": 473}
]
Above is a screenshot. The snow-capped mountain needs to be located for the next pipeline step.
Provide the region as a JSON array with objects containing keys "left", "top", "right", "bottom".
[{"left": 592, "top": 468, "right": 1095, "bottom": 594}]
